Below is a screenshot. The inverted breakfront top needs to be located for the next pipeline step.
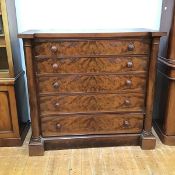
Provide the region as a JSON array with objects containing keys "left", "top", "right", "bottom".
[{"left": 18, "top": 28, "right": 165, "bottom": 38}]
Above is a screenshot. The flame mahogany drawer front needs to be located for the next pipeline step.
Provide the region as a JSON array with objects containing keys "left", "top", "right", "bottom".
[
  {"left": 41, "top": 114, "right": 144, "bottom": 137},
  {"left": 39, "top": 93, "right": 145, "bottom": 115},
  {"left": 34, "top": 39, "right": 150, "bottom": 57},
  {"left": 37, "top": 74, "right": 147, "bottom": 94},
  {"left": 35, "top": 56, "right": 148, "bottom": 74}
]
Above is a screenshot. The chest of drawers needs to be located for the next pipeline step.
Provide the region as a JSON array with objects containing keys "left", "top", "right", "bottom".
[{"left": 19, "top": 30, "right": 164, "bottom": 156}]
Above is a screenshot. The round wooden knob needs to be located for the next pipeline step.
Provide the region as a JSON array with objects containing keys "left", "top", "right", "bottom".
[
  {"left": 125, "top": 99, "right": 130, "bottom": 106},
  {"left": 123, "top": 120, "right": 130, "bottom": 128},
  {"left": 53, "top": 82, "right": 59, "bottom": 89},
  {"left": 55, "top": 102, "right": 60, "bottom": 107},
  {"left": 56, "top": 123, "right": 61, "bottom": 129},
  {"left": 52, "top": 63, "right": 59, "bottom": 70},
  {"left": 126, "top": 80, "right": 132, "bottom": 86},
  {"left": 128, "top": 43, "right": 134, "bottom": 51},
  {"left": 127, "top": 61, "right": 133, "bottom": 68},
  {"left": 51, "top": 46, "right": 58, "bottom": 52}
]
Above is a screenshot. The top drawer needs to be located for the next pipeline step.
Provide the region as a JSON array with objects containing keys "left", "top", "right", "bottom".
[{"left": 34, "top": 39, "right": 150, "bottom": 57}]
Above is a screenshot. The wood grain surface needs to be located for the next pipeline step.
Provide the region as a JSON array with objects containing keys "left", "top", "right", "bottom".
[
  {"left": 0, "top": 85, "right": 20, "bottom": 138},
  {"left": 39, "top": 93, "right": 145, "bottom": 115},
  {"left": 35, "top": 56, "right": 148, "bottom": 74},
  {"left": 0, "top": 91, "right": 12, "bottom": 132},
  {"left": 34, "top": 39, "right": 150, "bottom": 57},
  {"left": 37, "top": 74, "right": 146, "bottom": 94},
  {"left": 41, "top": 113, "right": 143, "bottom": 137}
]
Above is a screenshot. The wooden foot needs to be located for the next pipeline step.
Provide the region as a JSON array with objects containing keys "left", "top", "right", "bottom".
[
  {"left": 140, "top": 130, "right": 156, "bottom": 150},
  {"left": 0, "top": 121, "right": 30, "bottom": 147},
  {"left": 154, "top": 121, "right": 175, "bottom": 145},
  {"left": 29, "top": 136, "right": 44, "bottom": 156}
]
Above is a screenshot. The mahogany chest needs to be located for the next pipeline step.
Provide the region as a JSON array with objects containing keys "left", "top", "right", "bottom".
[{"left": 19, "top": 30, "right": 164, "bottom": 156}]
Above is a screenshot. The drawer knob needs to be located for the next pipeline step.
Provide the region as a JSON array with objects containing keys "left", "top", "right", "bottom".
[
  {"left": 51, "top": 46, "right": 58, "bottom": 52},
  {"left": 55, "top": 102, "right": 60, "bottom": 107},
  {"left": 56, "top": 123, "right": 61, "bottom": 129},
  {"left": 126, "top": 80, "right": 132, "bottom": 86},
  {"left": 52, "top": 63, "right": 59, "bottom": 70},
  {"left": 125, "top": 99, "right": 130, "bottom": 106},
  {"left": 123, "top": 120, "right": 130, "bottom": 128},
  {"left": 128, "top": 43, "right": 135, "bottom": 51},
  {"left": 127, "top": 61, "right": 133, "bottom": 68},
  {"left": 53, "top": 82, "right": 60, "bottom": 89}
]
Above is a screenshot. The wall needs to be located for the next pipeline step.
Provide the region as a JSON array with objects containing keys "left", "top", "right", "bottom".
[{"left": 15, "top": 0, "right": 163, "bottom": 32}]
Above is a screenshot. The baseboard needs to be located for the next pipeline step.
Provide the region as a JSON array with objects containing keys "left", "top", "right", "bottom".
[
  {"left": 154, "top": 120, "right": 175, "bottom": 145},
  {"left": 0, "top": 121, "right": 30, "bottom": 147}
]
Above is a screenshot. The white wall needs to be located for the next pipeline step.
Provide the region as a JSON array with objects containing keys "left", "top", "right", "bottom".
[{"left": 15, "top": 0, "right": 163, "bottom": 33}]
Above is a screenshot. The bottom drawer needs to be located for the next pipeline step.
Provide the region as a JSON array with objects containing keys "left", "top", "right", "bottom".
[{"left": 41, "top": 113, "right": 144, "bottom": 137}]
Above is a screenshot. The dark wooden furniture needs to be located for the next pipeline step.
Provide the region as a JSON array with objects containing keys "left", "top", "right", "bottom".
[
  {"left": 153, "top": 0, "right": 175, "bottom": 145},
  {"left": 0, "top": 0, "right": 30, "bottom": 146},
  {"left": 19, "top": 29, "right": 164, "bottom": 156}
]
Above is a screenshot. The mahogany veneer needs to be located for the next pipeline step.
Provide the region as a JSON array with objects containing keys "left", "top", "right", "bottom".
[
  {"left": 37, "top": 74, "right": 146, "bottom": 94},
  {"left": 19, "top": 29, "right": 165, "bottom": 156},
  {"left": 36, "top": 56, "right": 148, "bottom": 74}
]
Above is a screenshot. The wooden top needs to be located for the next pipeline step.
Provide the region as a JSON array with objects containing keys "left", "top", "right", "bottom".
[{"left": 18, "top": 28, "right": 166, "bottom": 39}]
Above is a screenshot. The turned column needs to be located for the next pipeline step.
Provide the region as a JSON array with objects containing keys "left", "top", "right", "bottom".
[
  {"left": 23, "top": 39, "right": 41, "bottom": 140},
  {"left": 140, "top": 35, "right": 162, "bottom": 150},
  {"left": 144, "top": 36, "right": 161, "bottom": 131},
  {"left": 23, "top": 39, "right": 44, "bottom": 155}
]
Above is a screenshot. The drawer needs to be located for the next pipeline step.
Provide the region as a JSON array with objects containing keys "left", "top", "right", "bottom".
[
  {"left": 39, "top": 93, "right": 145, "bottom": 115},
  {"left": 35, "top": 56, "right": 148, "bottom": 74},
  {"left": 41, "top": 113, "right": 144, "bottom": 137},
  {"left": 38, "top": 74, "right": 147, "bottom": 94},
  {"left": 34, "top": 39, "right": 150, "bottom": 57}
]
